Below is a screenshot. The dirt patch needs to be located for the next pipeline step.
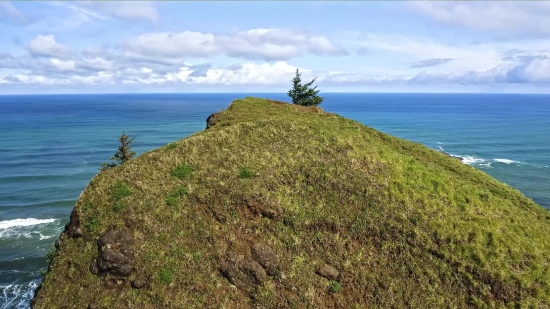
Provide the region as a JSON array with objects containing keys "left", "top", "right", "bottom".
[{"left": 266, "top": 99, "right": 326, "bottom": 114}]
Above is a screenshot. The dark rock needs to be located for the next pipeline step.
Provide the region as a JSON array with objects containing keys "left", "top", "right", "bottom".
[
  {"left": 74, "top": 227, "right": 83, "bottom": 238},
  {"left": 219, "top": 251, "right": 267, "bottom": 289},
  {"left": 54, "top": 239, "right": 61, "bottom": 249},
  {"left": 95, "top": 230, "right": 135, "bottom": 277},
  {"left": 67, "top": 209, "right": 82, "bottom": 238},
  {"left": 88, "top": 303, "right": 97, "bottom": 309},
  {"left": 441, "top": 151, "right": 465, "bottom": 163},
  {"left": 206, "top": 111, "right": 222, "bottom": 129},
  {"left": 251, "top": 243, "right": 279, "bottom": 276},
  {"left": 131, "top": 278, "right": 146, "bottom": 289},
  {"left": 89, "top": 259, "right": 99, "bottom": 275},
  {"left": 316, "top": 264, "right": 339, "bottom": 280}
]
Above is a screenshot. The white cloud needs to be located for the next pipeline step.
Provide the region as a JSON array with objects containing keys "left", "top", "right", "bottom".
[
  {"left": 53, "top": 1, "right": 159, "bottom": 23},
  {"left": 50, "top": 58, "right": 76, "bottom": 72},
  {"left": 92, "top": 1, "right": 159, "bottom": 22},
  {"left": 0, "top": 2, "right": 25, "bottom": 24},
  {"left": 357, "top": 33, "right": 502, "bottom": 73},
  {"left": 406, "top": 2, "right": 550, "bottom": 36},
  {"left": 123, "top": 28, "right": 348, "bottom": 61},
  {"left": 27, "top": 35, "right": 72, "bottom": 59}
]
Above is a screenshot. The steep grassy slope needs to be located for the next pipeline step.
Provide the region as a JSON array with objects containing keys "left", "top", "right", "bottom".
[{"left": 33, "top": 97, "right": 550, "bottom": 309}]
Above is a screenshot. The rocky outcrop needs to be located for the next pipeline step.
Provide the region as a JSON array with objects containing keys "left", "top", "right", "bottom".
[
  {"left": 206, "top": 111, "right": 222, "bottom": 129},
  {"left": 219, "top": 242, "right": 279, "bottom": 290},
  {"left": 90, "top": 230, "right": 135, "bottom": 278},
  {"left": 315, "top": 264, "right": 339, "bottom": 280},
  {"left": 219, "top": 252, "right": 267, "bottom": 289},
  {"left": 65, "top": 209, "right": 82, "bottom": 238},
  {"left": 251, "top": 243, "right": 279, "bottom": 276}
]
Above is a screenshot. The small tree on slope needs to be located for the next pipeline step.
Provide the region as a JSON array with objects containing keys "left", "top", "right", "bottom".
[
  {"left": 101, "top": 131, "right": 136, "bottom": 171},
  {"left": 287, "top": 69, "right": 324, "bottom": 107}
]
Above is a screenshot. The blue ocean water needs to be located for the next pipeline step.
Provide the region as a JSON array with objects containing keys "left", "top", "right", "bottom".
[{"left": 0, "top": 93, "right": 548, "bottom": 308}]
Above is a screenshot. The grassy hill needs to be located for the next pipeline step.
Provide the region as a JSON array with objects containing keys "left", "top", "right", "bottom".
[{"left": 32, "top": 97, "right": 550, "bottom": 308}]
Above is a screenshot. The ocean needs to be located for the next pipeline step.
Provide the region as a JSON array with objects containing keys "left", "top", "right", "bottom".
[{"left": 0, "top": 93, "right": 549, "bottom": 308}]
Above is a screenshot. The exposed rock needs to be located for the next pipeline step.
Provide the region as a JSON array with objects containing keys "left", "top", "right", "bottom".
[
  {"left": 88, "top": 303, "right": 97, "bottom": 309},
  {"left": 441, "top": 151, "right": 464, "bottom": 163},
  {"left": 219, "top": 251, "right": 267, "bottom": 289},
  {"left": 316, "top": 264, "right": 339, "bottom": 280},
  {"left": 89, "top": 259, "right": 99, "bottom": 275},
  {"left": 131, "top": 278, "right": 146, "bottom": 289},
  {"left": 66, "top": 209, "right": 82, "bottom": 238},
  {"left": 251, "top": 243, "right": 279, "bottom": 276},
  {"left": 94, "top": 230, "right": 135, "bottom": 277},
  {"left": 206, "top": 111, "right": 222, "bottom": 129},
  {"left": 54, "top": 239, "right": 61, "bottom": 249}
]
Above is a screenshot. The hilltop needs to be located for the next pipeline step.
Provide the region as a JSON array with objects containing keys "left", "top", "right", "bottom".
[{"left": 32, "top": 97, "right": 550, "bottom": 308}]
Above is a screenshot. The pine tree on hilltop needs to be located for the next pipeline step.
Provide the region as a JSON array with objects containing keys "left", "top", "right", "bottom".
[
  {"left": 287, "top": 69, "right": 324, "bottom": 107},
  {"left": 100, "top": 131, "right": 136, "bottom": 171}
]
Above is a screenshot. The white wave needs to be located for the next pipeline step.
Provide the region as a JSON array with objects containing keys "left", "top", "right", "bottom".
[
  {"left": 0, "top": 279, "right": 40, "bottom": 309},
  {"left": 493, "top": 158, "right": 516, "bottom": 164},
  {"left": 460, "top": 155, "right": 486, "bottom": 165},
  {"left": 478, "top": 162, "right": 492, "bottom": 168},
  {"left": 0, "top": 218, "right": 56, "bottom": 230},
  {"left": 0, "top": 219, "right": 60, "bottom": 239}
]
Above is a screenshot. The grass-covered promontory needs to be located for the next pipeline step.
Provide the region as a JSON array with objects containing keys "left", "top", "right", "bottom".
[{"left": 33, "top": 97, "right": 550, "bottom": 308}]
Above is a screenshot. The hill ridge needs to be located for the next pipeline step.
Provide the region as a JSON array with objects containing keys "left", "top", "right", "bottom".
[{"left": 32, "top": 97, "right": 550, "bottom": 308}]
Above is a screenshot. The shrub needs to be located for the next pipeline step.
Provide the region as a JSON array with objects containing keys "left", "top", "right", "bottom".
[
  {"left": 45, "top": 246, "right": 56, "bottom": 263},
  {"left": 329, "top": 281, "right": 341, "bottom": 293}
]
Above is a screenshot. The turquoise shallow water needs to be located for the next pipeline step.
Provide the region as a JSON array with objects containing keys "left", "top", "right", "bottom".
[{"left": 0, "top": 93, "right": 548, "bottom": 308}]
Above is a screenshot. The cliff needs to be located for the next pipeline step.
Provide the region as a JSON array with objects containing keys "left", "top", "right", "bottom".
[{"left": 32, "top": 97, "right": 550, "bottom": 308}]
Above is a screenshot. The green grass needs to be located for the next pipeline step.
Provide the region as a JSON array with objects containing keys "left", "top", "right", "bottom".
[
  {"left": 237, "top": 167, "right": 255, "bottom": 179},
  {"left": 170, "top": 165, "right": 193, "bottom": 179},
  {"left": 112, "top": 182, "right": 131, "bottom": 200},
  {"left": 166, "top": 143, "right": 178, "bottom": 150},
  {"left": 329, "top": 281, "right": 341, "bottom": 293},
  {"left": 112, "top": 202, "right": 124, "bottom": 213},
  {"left": 158, "top": 269, "right": 173, "bottom": 284},
  {"left": 33, "top": 97, "right": 550, "bottom": 309},
  {"left": 166, "top": 187, "right": 187, "bottom": 206}
]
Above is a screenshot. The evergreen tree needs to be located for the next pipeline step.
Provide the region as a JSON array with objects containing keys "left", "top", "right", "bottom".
[
  {"left": 100, "top": 131, "right": 136, "bottom": 171},
  {"left": 287, "top": 69, "right": 324, "bottom": 107}
]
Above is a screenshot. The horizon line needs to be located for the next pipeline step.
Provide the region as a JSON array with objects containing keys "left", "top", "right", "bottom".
[{"left": 2, "top": 91, "right": 550, "bottom": 96}]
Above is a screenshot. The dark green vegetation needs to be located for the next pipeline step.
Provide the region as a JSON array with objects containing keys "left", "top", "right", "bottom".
[
  {"left": 33, "top": 97, "right": 550, "bottom": 308},
  {"left": 287, "top": 68, "right": 323, "bottom": 107},
  {"left": 101, "top": 131, "right": 136, "bottom": 171}
]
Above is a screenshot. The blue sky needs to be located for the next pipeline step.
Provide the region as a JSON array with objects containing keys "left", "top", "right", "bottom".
[{"left": 1, "top": 1, "right": 550, "bottom": 94}]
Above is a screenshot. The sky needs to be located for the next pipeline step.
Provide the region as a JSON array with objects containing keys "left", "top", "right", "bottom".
[{"left": 1, "top": 1, "right": 550, "bottom": 94}]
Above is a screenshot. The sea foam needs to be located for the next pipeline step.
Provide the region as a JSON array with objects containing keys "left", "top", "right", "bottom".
[
  {"left": 0, "top": 218, "right": 56, "bottom": 230},
  {"left": 494, "top": 158, "right": 516, "bottom": 164},
  {"left": 0, "top": 279, "right": 40, "bottom": 309}
]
